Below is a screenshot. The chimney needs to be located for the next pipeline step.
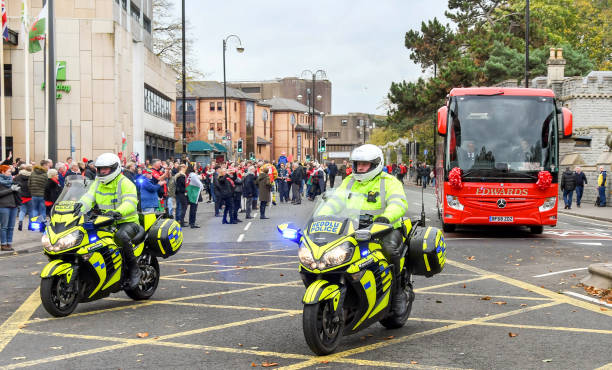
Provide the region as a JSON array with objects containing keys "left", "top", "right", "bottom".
[{"left": 547, "top": 47, "right": 566, "bottom": 85}]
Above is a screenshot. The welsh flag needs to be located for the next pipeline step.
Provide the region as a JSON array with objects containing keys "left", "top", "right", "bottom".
[
  {"left": 28, "top": 4, "right": 46, "bottom": 53},
  {"left": 118, "top": 132, "right": 127, "bottom": 162}
]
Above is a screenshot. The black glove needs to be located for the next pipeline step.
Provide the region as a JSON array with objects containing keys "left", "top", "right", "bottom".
[
  {"left": 105, "top": 211, "right": 122, "bottom": 220},
  {"left": 72, "top": 202, "right": 82, "bottom": 215},
  {"left": 375, "top": 217, "right": 390, "bottom": 224}
]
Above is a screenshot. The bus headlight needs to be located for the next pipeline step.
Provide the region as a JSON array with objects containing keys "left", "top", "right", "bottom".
[
  {"left": 446, "top": 195, "right": 464, "bottom": 211},
  {"left": 539, "top": 197, "right": 556, "bottom": 212}
]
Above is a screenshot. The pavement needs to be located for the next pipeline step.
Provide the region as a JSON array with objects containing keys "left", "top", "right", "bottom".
[
  {"left": 0, "top": 224, "right": 47, "bottom": 257},
  {"left": 0, "top": 185, "right": 611, "bottom": 369},
  {"left": 558, "top": 203, "right": 612, "bottom": 223}
]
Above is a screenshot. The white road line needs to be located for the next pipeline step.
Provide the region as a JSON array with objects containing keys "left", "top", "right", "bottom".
[
  {"left": 562, "top": 291, "right": 612, "bottom": 308},
  {"left": 244, "top": 222, "right": 252, "bottom": 231},
  {"left": 237, "top": 234, "right": 244, "bottom": 243},
  {"left": 574, "top": 242, "right": 603, "bottom": 246},
  {"left": 533, "top": 267, "right": 588, "bottom": 278}
]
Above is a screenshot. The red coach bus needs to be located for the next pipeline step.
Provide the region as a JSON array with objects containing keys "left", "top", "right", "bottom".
[{"left": 434, "top": 88, "right": 573, "bottom": 234}]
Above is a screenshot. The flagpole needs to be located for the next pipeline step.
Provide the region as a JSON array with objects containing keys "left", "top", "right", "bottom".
[
  {"left": 23, "top": 0, "right": 30, "bottom": 163},
  {"left": 1, "top": 27, "right": 5, "bottom": 162},
  {"left": 44, "top": 23, "right": 48, "bottom": 160},
  {"left": 46, "top": 0, "right": 56, "bottom": 162}
]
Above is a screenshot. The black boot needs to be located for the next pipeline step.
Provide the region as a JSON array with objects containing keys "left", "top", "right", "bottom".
[
  {"left": 390, "top": 257, "right": 407, "bottom": 316},
  {"left": 18, "top": 221, "right": 22, "bottom": 231},
  {"left": 123, "top": 245, "right": 141, "bottom": 290}
]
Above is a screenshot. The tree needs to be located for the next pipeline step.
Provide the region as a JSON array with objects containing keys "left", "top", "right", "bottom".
[
  {"left": 152, "top": 0, "right": 205, "bottom": 80},
  {"left": 405, "top": 18, "right": 456, "bottom": 77},
  {"left": 445, "top": 0, "right": 510, "bottom": 30}
]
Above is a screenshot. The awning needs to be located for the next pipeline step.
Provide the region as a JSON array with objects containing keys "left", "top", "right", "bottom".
[
  {"left": 257, "top": 136, "right": 271, "bottom": 145},
  {"left": 213, "top": 143, "right": 228, "bottom": 152},
  {"left": 187, "top": 140, "right": 214, "bottom": 152}
]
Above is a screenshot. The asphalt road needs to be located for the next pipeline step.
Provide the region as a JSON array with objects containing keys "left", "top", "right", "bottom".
[{"left": 0, "top": 182, "right": 611, "bottom": 369}]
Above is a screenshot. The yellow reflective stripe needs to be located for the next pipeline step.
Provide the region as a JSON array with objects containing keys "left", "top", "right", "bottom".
[
  {"left": 81, "top": 193, "right": 95, "bottom": 201},
  {"left": 424, "top": 226, "right": 433, "bottom": 239},
  {"left": 388, "top": 199, "right": 407, "bottom": 208},
  {"left": 423, "top": 254, "right": 431, "bottom": 271},
  {"left": 387, "top": 194, "right": 407, "bottom": 202},
  {"left": 98, "top": 204, "right": 115, "bottom": 210}
]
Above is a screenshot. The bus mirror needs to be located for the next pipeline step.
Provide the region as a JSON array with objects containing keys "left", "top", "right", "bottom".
[
  {"left": 561, "top": 107, "right": 573, "bottom": 138},
  {"left": 437, "top": 106, "right": 448, "bottom": 135}
]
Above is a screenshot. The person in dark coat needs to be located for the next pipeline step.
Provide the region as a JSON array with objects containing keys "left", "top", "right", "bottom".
[
  {"left": 28, "top": 160, "right": 49, "bottom": 220},
  {"left": 255, "top": 167, "right": 271, "bottom": 219},
  {"left": 560, "top": 167, "right": 577, "bottom": 209},
  {"left": 574, "top": 166, "right": 587, "bottom": 208},
  {"left": 44, "top": 169, "right": 62, "bottom": 217},
  {"left": 0, "top": 164, "right": 20, "bottom": 251},
  {"left": 214, "top": 168, "right": 235, "bottom": 224},
  {"left": 174, "top": 165, "right": 188, "bottom": 226},
  {"left": 327, "top": 161, "right": 338, "bottom": 188},
  {"left": 14, "top": 165, "right": 32, "bottom": 231},
  {"left": 290, "top": 162, "right": 303, "bottom": 205},
  {"left": 230, "top": 168, "right": 243, "bottom": 223},
  {"left": 84, "top": 160, "right": 97, "bottom": 180},
  {"left": 242, "top": 166, "right": 257, "bottom": 219}
]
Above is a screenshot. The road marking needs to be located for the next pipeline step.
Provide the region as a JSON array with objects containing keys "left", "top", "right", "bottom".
[
  {"left": 562, "top": 291, "right": 612, "bottom": 308},
  {"left": 574, "top": 242, "right": 603, "bottom": 246},
  {"left": 533, "top": 267, "right": 588, "bottom": 278},
  {"left": 447, "top": 259, "right": 612, "bottom": 317},
  {"left": 414, "top": 275, "right": 494, "bottom": 292},
  {"left": 237, "top": 233, "right": 244, "bottom": 242},
  {"left": 244, "top": 221, "right": 252, "bottom": 231},
  {"left": 279, "top": 302, "right": 560, "bottom": 370},
  {"left": 595, "top": 363, "right": 612, "bottom": 370},
  {"left": 0, "top": 287, "right": 40, "bottom": 352},
  {"left": 419, "top": 291, "right": 553, "bottom": 301}
]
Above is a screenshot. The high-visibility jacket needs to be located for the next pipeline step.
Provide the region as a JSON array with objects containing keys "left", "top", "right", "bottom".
[
  {"left": 323, "top": 172, "right": 408, "bottom": 228},
  {"left": 80, "top": 174, "right": 139, "bottom": 224},
  {"left": 598, "top": 171, "right": 607, "bottom": 187}
]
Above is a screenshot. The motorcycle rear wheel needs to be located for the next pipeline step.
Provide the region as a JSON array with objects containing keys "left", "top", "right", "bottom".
[
  {"left": 379, "top": 284, "right": 415, "bottom": 329},
  {"left": 124, "top": 252, "right": 160, "bottom": 300},
  {"left": 303, "top": 301, "right": 343, "bottom": 355},
  {"left": 40, "top": 276, "right": 79, "bottom": 317}
]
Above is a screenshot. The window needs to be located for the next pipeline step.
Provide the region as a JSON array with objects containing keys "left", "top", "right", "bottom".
[
  {"left": 209, "top": 123, "right": 214, "bottom": 131},
  {"left": 130, "top": 2, "right": 140, "bottom": 20},
  {"left": 121, "top": 0, "right": 127, "bottom": 10},
  {"left": 341, "top": 119, "right": 348, "bottom": 126},
  {"left": 217, "top": 102, "right": 223, "bottom": 111},
  {"left": 143, "top": 15, "right": 151, "bottom": 33},
  {"left": 210, "top": 102, "right": 215, "bottom": 111},
  {"left": 242, "top": 87, "right": 261, "bottom": 94},
  {"left": 4, "top": 64, "right": 14, "bottom": 96},
  {"left": 290, "top": 114, "right": 296, "bottom": 125},
  {"left": 234, "top": 122, "right": 237, "bottom": 132},
  {"left": 258, "top": 146, "right": 261, "bottom": 154},
  {"left": 263, "top": 121, "right": 266, "bottom": 136},
  {"left": 144, "top": 84, "right": 171, "bottom": 120},
  {"left": 217, "top": 123, "right": 223, "bottom": 132},
  {"left": 327, "top": 132, "right": 340, "bottom": 138},
  {"left": 234, "top": 102, "right": 237, "bottom": 111}
]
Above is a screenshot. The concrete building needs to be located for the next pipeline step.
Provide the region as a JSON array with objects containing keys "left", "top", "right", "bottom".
[
  {"left": 496, "top": 48, "right": 612, "bottom": 205},
  {"left": 1, "top": 0, "right": 176, "bottom": 163},
  {"left": 228, "top": 77, "right": 332, "bottom": 115},
  {"left": 174, "top": 81, "right": 273, "bottom": 163},
  {"left": 322, "top": 113, "right": 377, "bottom": 162}
]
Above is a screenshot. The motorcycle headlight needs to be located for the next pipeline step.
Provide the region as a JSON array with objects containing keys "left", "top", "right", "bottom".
[
  {"left": 539, "top": 196, "right": 556, "bottom": 212},
  {"left": 54, "top": 230, "right": 84, "bottom": 251},
  {"left": 321, "top": 242, "right": 354, "bottom": 268},
  {"left": 298, "top": 245, "right": 315, "bottom": 268},
  {"left": 41, "top": 234, "right": 52, "bottom": 249}
]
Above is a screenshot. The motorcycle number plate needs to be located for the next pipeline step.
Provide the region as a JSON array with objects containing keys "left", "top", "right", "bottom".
[{"left": 309, "top": 221, "right": 342, "bottom": 234}]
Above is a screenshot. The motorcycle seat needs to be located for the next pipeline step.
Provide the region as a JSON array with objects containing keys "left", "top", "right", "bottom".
[{"left": 132, "top": 225, "right": 146, "bottom": 246}]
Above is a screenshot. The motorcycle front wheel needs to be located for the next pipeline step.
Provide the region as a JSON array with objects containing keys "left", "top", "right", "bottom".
[
  {"left": 303, "top": 301, "right": 343, "bottom": 355},
  {"left": 124, "top": 252, "right": 160, "bottom": 300},
  {"left": 40, "top": 276, "right": 79, "bottom": 317}
]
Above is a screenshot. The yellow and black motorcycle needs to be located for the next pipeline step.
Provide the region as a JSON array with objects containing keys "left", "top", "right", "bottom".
[
  {"left": 32, "top": 175, "right": 183, "bottom": 317},
  {"left": 278, "top": 188, "right": 447, "bottom": 355}
]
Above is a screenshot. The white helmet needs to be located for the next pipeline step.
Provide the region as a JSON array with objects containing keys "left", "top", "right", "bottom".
[
  {"left": 94, "top": 153, "right": 122, "bottom": 184},
  {"left": 350, "top": 144, "right": 384, "bottom": 182}
]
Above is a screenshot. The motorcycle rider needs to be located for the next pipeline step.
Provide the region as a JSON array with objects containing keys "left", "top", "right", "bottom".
[
  {"left": 330, "top": 144, "right": 411, "bottom": 316},
  {"left": 79, "top": 153, "right": 142, "bottom": 289}
]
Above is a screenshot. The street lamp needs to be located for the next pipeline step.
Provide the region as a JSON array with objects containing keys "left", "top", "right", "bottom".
[
  {"left": 223, "top": 34, "right": 244, "bottom": 135},
  {"left": 300, "top": 69, "right": 327, "bottom": 162}
]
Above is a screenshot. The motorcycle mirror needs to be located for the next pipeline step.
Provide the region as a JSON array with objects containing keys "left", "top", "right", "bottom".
[{"left": 355, "top": 229, "right": 371, "bottom": 241}]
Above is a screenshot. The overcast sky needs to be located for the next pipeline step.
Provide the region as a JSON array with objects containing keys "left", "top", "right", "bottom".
[{"left": 169, "top": 0, "right": 448, "bottom": 115}]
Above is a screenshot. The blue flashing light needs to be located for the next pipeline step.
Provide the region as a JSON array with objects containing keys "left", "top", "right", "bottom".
[
  {"left": 89, "top": 235, "right": 98, "bottom": 243},
  {"left": 360, "top": 248, "right": 369, "bottom": 258},
  {"left": 28, "top": 222, "right": 42, "bottom": 231},
  {"left": 281, "top": 228, "right": 299, "bottom": 241},
  {"left": 137, "top": 179, "right": 145, "bottom": 184}
]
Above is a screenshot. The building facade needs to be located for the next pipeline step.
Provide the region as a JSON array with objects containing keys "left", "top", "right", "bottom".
[
  {"left": 322, "top": 113, "right": 376, "bottom": 162},
  {"left": 228, "top": 77, "right": 332, "bottom": 115},
  {"left": 2, "top": 0, "right": 176, "bottom": 163}
]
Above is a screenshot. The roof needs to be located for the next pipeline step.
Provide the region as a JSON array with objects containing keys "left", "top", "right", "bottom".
[
  {"left": 213, "top": 143, "right": 227, "bottom": 152},
  {"left": 257, "top": 137, "right": 271, "bottom": 145},
  {"left": 260, "top": 97, "right": 319, "bottom": 113},
  {"left": 449, "top": 87, "right": 555, "bottom": 97},
  {"left": 180, "top": 81, "right": 256, "bottom": 101},
  {"left": 187, "top": 140, "right": 214, "bottom": 152}
]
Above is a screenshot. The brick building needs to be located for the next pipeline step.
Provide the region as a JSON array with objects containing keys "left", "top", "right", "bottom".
[{"left": 322, "top": 113, "right": 377, "bottom": 162}]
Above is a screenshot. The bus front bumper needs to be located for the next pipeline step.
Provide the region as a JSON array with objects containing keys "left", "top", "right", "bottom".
[{"left": 442, "top": 206, "right": 558, "bottom": 226}]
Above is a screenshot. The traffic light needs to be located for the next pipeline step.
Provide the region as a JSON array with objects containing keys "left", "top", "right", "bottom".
[
  {"left": 237, "top": 139, "right": 243, "bottom": 153},
  {"left": 248, "top": 152, "right": 255, "bottom": 160},
  {"left": 318, "top": 138, "right": 327, "bottom": 153}
]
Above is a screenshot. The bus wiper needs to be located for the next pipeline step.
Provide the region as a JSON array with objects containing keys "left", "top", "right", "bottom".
[{"left": 475, "top": 91, "right": 504, "bottom": 96}]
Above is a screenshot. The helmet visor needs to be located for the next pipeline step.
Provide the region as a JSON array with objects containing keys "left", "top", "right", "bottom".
[{"left": 96, "top": 164, "right": 117, "bottom": 177}]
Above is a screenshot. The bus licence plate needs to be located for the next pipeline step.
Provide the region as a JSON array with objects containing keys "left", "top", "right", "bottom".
[{"left": 489, "top": 216, "right": 513, "bottom": 222}]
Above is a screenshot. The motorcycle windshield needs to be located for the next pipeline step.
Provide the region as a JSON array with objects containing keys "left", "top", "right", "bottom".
[
  {"left": 54, "top": 175, "right": 93, "bottom": 210},
  {"left": 307, "top": 188, "right": 367, "bottom": 244}
]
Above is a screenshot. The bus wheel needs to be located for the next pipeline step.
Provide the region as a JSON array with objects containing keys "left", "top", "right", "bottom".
[
  {"left": 530, "top": 226, "right": 543, "bottom": 234},
  {"left": 442, "top": 222, "right": 455, "bottom": 233}
]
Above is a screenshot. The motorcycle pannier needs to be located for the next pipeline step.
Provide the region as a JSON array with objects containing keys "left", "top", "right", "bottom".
[
  {"left": 408, "top": 226, "right": 446, "bottom": 277},
  {"left": 146, "top": 218, "right": 183, "bottom": 258}
]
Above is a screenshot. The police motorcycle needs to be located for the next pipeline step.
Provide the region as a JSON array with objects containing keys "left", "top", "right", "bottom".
[
  {"left": 33, "top": 175, "right": 183, "bottom": 317},
  {"left": 277, "top": 188, "right": 447, "bottom": 355}
]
